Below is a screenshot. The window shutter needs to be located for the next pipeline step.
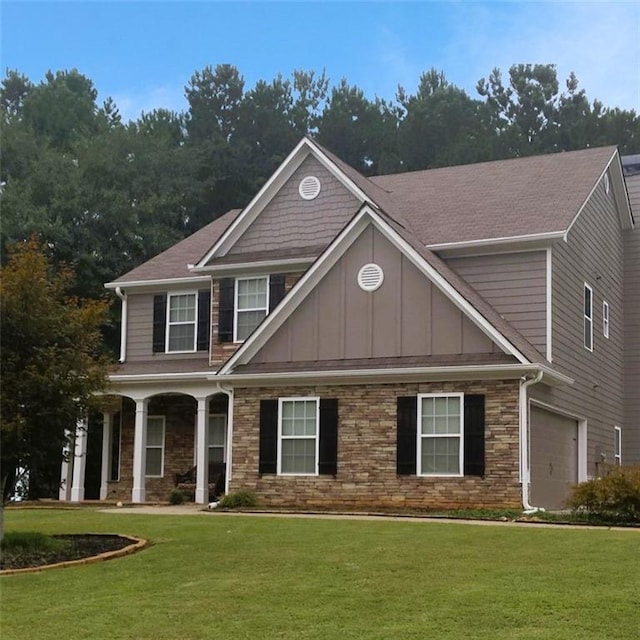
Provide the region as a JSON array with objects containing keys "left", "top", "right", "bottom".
[
  {"left": 269, "top": 274, "right": 286, "bottom": 312},
  {"left": 218, "top": 278, "right": 234, "bottom": 343},
  {"left": 464, "top": 394, "right": 485, "bottom": 477},
  {"left": 152, "top": 294, "right": 167, "bottom": 353},
  {"left": 197, "top": 289, "right": 211, "bottom": 351},
  {"left": 397, "top": 396, "right": 417, "bottom": 475},
  {"left": 259, "top": 399, "right": 278, "bottom": 475},
  {"left": 318, "top": 398, "right": 338, "bottom": 476}
]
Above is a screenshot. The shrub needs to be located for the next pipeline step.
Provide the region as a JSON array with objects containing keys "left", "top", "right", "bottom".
[
  {"left": 218, "top": 490, "right": 257, "bottom": 509},
  {"left": 168, "top": 488, "right": 185, "bottom": 505},
  {"left": 567, "top": 465, "right": 640, "bottom": 523}
]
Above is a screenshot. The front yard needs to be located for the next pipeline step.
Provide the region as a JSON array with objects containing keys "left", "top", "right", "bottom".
[{"left": 2, "top": 507, "right": 639, "bottom": 639}]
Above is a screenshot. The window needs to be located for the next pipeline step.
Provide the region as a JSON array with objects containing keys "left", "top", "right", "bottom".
[
  {"left": 234, "top": 277, "right": 269, "bottom": 342},
  {"left": 145, "top": 416, "right": 165, "bottom": 477},
  {"left": 614, "top": 426, "right": 622, "bottom": 465},
  {"left": 603, "top": 301, "right": 610, "bottom": 339},
  {"left": 167, "top": 293, "right": 197, "bottom": 352},
  {"left": 584, "top": 284, "right": 593, "bottom": 351},
  {"left": 418, "top": 394, "right": 464, "bottom": 476},
  {"left": 278, "top": 398, "right": 319, "bottom": 475},
  {"left": 208, "top": 414, "right": 226, "bottom": 463}
]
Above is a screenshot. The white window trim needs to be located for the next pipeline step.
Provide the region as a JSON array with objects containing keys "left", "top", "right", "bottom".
[
  {"left": 603, "top": 301, "right": 610, "bottom": 339},
  {"left": 614, "top": 426, "right": 622, "bottom": 465},
  {"left": 145, "top": 415, "right": 165, "bottom": 478},
  {"left": 277, "top": 396, "right": 320, "bottom": 476},
  {"left": 233, "top": 276, "right": 270, "bottom": 343},
  {"left": 208, "top": 413, "right": 227, "bottom": 463},
  {"left": 417, "top": 393, "right": 464, "bottom": 477},
  {"left": 165, "top": 291, "right": 198, "bottom": 353},
  {"left": 584, "top": 283, "right": 593, "bottom": 352}
]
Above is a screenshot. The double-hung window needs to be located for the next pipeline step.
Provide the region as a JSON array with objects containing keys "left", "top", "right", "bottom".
[
  {"left": 584, "top": 283, "right": 593, "bottom": 351},
  {"left": 614, "top": 426, "right": 622, "bottom": 465},
  {"left": 145, "top": 416, "right": 165, "bottom": 477},
  {"left": 278, "top": 397, "right": 319, "bottom": 475},
  {"left": 208, "top": 414, "right": 226, "bottom": 464},
  {"left": 603, "top": 301, "right": 610, "bottom": 339},
  {"left": 418, "top": 394, "right": 464, "bottom": 476},
  {"left": 235, "top": 277, "right": 269, "bottom": 342},
  {"left": 167, "top": 293, "right": 197, "bottom": 352}
]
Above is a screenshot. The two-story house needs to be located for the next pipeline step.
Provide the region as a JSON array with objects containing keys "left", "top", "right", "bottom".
[{"left": 60, "top": 137, "right": 638, "bottom": 511}]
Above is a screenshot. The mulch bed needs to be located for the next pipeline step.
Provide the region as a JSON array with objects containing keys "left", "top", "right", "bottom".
[{"left": 1, "top": 534, "right": 134, "bottom": 570}]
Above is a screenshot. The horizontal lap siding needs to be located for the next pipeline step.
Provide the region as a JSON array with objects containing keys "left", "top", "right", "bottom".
[
  {"left": 532, "top": 179, "right": 625, "bottom": 473},
  {"left": 230, "top": 381, "right": 522, "bottom": 510},
  {"left": 126, "top": 293, "right": 154, "bottom": 360},
  {"left": 623, "top": 173, "right": 640, "bottom": 464},
  {"left": 446, "top": 252, "right": 547, "bottom": 354}
]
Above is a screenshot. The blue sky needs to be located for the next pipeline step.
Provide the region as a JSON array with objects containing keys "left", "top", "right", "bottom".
[{"left": 2, "top": 1, "right": 639, "bottom": 122}]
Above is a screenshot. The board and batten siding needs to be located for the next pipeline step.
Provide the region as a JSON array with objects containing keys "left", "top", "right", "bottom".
[
  {"left": 531, "top": 176, "right": 626, "bottom": 473},
  {"left": 623, "top": 171, "right": 640, "bottom": 465},
  {"left": 446, "top": 252, "right": 547, "bottom": 356}
]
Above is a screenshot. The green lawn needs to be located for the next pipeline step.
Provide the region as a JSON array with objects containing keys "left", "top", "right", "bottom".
[{"left": 2, "top": 508, "right": 639, "bottom": 640}]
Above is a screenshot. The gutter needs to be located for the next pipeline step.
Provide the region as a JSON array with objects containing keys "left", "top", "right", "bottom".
[
  {"left": 114, "top": 287, "right": 127, "bottom": 363},
  {"left": 519, "top": 371, "right": 544, "bottom": 513}
]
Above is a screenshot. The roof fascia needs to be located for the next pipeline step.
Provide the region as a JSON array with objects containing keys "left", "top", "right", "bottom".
[
  {"left": 219, "top": 205, "right": 532, "bottom": 375},
  {"left": 190, "top": 256, "right": 316, "bottom": 277},
  {"left": 105, "top": 276, "right": 211, "bottom": 291},
  {"left": 564, "top": 149, "right": 633, "bottom": 241},
  {"left": 427, "top": 231, "right": 565, "bottom": 257},
  {"left": 610, "top": 152, "right": 635, "bottom": 228}
]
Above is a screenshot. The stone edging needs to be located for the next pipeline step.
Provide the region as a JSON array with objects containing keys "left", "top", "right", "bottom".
[{"left": 0, "top": 534, "right": 148, "bottom": 576}]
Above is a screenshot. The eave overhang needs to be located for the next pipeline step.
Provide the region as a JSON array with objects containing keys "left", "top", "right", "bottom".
[{"left": 104, "top": 276, "right": 211, "bottom": 292}]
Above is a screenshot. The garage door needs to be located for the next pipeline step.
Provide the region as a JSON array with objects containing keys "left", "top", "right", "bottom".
[{"left": 530, "top": 406, "right": 578, "bottom": 510}]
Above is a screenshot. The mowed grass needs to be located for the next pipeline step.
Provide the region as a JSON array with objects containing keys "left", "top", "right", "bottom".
[{"left": 2, "top": 508, "right": 639, "bottom": 640}]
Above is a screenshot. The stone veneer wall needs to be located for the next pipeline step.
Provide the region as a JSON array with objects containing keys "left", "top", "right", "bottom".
[
  {"left": 209, "top": 273, "right": 303, "bottom": 368},
  {"left": 230, "top": 380, "right": 522, "bottom": 509}
]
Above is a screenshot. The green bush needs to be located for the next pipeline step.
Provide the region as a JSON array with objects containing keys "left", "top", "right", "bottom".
[
  {"left": 168, "top": 488, "right": 185, "bottom": 505},
  {"left": 218, "top": 490, "right": 257, "bottom": 509},
  {"left": 567, "top": 465, "right": 640, "bottom": 523}
]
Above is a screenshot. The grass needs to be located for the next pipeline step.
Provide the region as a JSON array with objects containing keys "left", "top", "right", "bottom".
[{"left": 1, "top": 508, "right": 639, "bottom": 640}]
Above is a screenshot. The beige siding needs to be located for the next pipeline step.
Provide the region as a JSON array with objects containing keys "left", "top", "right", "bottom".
[
  {"left": 227, "top": 155, "right": 361, "bottom": 256},
  {"left": 252, "top": 225, "right": 502, "bottom": 364},
  {"left": 531, "top": 178, "right": 625, "bottom": 474},
  {"left": 446, "top": 251, "right": 547, "bottom": 355},
  {"left": 623, "top": 172, "right": 640, "bottom": 464}
]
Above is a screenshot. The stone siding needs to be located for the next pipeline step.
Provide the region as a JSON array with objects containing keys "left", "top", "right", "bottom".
[{"left": 230, "top": 380, "right": 522, "bottom": 509}]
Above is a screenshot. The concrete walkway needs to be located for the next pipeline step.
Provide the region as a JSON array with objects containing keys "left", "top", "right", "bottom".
[{"left": 98, "top": 504, "right": 639, "bottom": 531}]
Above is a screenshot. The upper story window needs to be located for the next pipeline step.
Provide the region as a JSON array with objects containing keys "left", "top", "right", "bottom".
[
  {"left": 152, "top": 290, "right": 211, "bottom": 355},
  {"left": 584, "top": 283, "right": 593, "bottom": 351},
  {"left": 603, "top": 301, "right": 610, "bottom": 339},
  {"left": 235, "top": 277, "right": 269, "bottom": 342}
]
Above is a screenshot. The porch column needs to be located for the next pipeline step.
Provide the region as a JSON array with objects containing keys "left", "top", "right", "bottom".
[
  {"left": 224, "top": 388, "right": 234, "bottom": 495},
  {"left": 59, "top": 429, "right": 72, "bottom": 501},
  {"left": 70, "top": 417, "right": 88, "bottom": 502},
  {"left": 195, "top": 396, "right": 210, "bottom": 504},
  {"left": 132, "top": 398, "right": 148, "bottom": 503},
  {"left": 100, "top": 412, "right": 112, "bottom": 500}
]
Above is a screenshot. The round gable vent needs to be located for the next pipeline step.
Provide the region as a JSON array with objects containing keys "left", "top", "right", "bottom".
[
  {"left": 357, "top": 263, "right": 384, "bottom": 292},
  {"left": 299, "top": 175, "right": 321, "bottom": 200}
]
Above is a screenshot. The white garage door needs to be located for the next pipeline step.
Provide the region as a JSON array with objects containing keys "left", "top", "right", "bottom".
[{"left": 530, "top": 406, "right": 578, "bottom": 510}]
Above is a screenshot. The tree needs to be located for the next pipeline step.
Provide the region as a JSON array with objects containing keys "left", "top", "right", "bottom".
[{"left": 0, "top": 239, "right": 111, "bottom": 525}]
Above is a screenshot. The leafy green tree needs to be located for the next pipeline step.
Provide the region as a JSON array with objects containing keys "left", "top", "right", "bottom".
[{"left": 0, "top": 239, "right": 111, "bottom": 515}]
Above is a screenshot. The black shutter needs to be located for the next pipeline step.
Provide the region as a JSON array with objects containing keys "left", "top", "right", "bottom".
[
  {"left": 152, "top": 294, "right": 167, "bottom": 353},
  {"left": 397, "top": 396, "right": 417, "bottom": 475},
  {"left": 318, "top": 399, "right": 338, "bottom": 476},
  {"left": 269, "top": 274, "right": 286, "bottom": 312},
  {"left": 259, "top": 399, "right": 278, "bottom": 475},
  {"left": 218, "top": 278, "right": 235, "bottom": 343},
  {"left": 197, "top": 289, "right": 211, "bottom": 351},
  {"left": 464, "top": 394, "right": 485, "bottom": 477}
]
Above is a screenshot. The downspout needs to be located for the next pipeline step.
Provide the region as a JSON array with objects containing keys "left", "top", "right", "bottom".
[
  {"left": 519, "top": 370, "right": 544, "bottom": 513},
  {"left": 115, "top": 287, "right": 127, "bottom": 363}
]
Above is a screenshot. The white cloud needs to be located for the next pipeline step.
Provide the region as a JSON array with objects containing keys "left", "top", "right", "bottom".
[{"left": 109, "top": 83, "right": 188, "bottom": 123}]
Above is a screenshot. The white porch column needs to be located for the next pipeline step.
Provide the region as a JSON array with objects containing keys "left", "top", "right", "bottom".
[
  {"left": 59, "top": 429, "right": 73, "bottom": 501},
  {"left": 70, "top": 418, "right": 88, "bottom": 502},
  {"left": 100, "top": 412, "right": 112, "bottom": 500},
  {"left": 195, "top": 396, "right": 210, "bottom": 504},
  {"left": 224, "top": 388, "right": 234, "bottom": 495},
  {"left": 132, "top": 398, "right": 148, "bottom": 503}
]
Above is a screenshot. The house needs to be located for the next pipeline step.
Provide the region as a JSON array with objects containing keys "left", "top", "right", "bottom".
[{"left": 60, "top": 138, "right": 639, "bottom": 511}]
